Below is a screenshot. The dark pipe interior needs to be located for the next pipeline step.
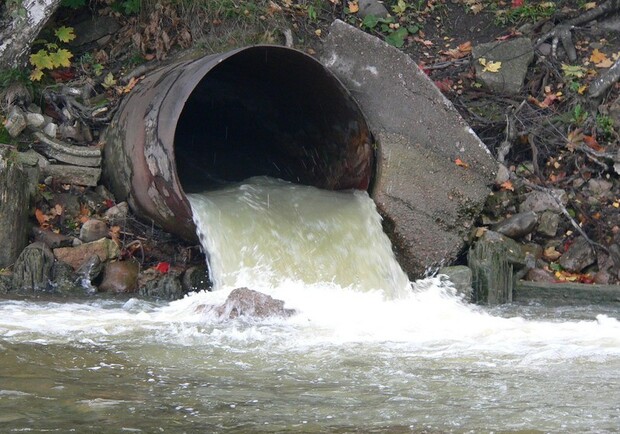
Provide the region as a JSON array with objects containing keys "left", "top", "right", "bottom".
[{"left": 174, "top": 46, "right": 374, "bottom": 193}]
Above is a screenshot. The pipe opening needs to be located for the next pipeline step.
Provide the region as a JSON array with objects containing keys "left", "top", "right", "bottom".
[{"left": 173, "top": 46, "right": 374, "bottom": 193}]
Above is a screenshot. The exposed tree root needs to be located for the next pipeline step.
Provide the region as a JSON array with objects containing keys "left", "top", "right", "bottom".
[{"left": 536, "top": 0, "right": 620, "bottom": 99}]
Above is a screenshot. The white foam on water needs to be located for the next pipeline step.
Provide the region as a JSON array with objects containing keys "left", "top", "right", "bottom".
[{"left": 1, "top": 176, "right": 619, "bottom": 364}]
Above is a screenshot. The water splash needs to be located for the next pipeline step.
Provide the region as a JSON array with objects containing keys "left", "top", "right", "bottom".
[{"left": 187, "top": 176, "right": 410, "bottom": 298}]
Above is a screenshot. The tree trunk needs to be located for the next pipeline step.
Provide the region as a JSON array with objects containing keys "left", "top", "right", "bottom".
[{"left": 0, "top": 0, "right": 62, "bottom": 70}]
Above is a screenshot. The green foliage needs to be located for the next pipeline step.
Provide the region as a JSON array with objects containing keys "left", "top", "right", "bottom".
[
  {"left": 360, "top": 13, "right": 419, "bottom": 48},
  {"left": 110, "top": 0, "right": 142, "bottom": 15},
  {"left": 495, "top": 2, "right": 556, "bottom": 25},
  {"left": 29, "top": 26, "right": 76, "bottom": 81},
  {"left": 571, "top": 104, "right": 587, "bottom": 126},
  {"left": 596, "top": 114, "right": 615, "bottom": 139},
  {"left": 0, "top": 125, "right": 13, "bottom": 144}
]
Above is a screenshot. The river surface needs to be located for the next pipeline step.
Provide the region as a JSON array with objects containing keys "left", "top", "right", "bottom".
[{"left": 1, "top": 177, "right": 619, "bottom": 433}]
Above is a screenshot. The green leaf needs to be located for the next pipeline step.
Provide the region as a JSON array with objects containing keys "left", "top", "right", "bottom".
[
  {"left": 561, "top": 63, "right": 586, "bottom": 78},
  {"left": 30, "top": 49, "right": 54, "bottom": 70},
  {"left": 102, "top": 72, "right": 117, "bottom": 89},
  {"left": 392, "top": 0, "right": 408, "bottom": 15},
  {"left": 92, "top": 63, "right": 104, "bottom": 76},
  {"left": 362, "top": 14, "right": 379, "bottom": 29},
  {"left": 48, "top": 49, "right": 73, "bottom": 68},
  {"left": 385, "top": 27, "right": 408, "bottom": 48},
  {"left": 122, "top": 0, "right": 141, "bottom": 15},
  {"left": 407, "top": 24, "right": 420, "bottom": 34},
  {"left": 55, "top": 26, "right": 76, "bottom": 43}
]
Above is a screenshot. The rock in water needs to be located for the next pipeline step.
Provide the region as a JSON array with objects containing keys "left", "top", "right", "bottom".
[{"left": 214, "top": 288, "right": 295, "bottom": 320}]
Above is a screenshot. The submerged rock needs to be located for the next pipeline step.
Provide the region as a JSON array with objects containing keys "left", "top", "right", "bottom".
[{"left": 213, "top": 288, "right": 295, "bottom": 320}]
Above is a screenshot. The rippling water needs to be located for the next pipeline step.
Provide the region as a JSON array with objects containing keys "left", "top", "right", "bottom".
[{"left": 1, "top": 177, "right": 619, "bottom": 432}]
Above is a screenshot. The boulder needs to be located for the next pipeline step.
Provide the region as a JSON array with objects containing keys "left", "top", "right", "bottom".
[
  {"left": 520, "top": 189, "right": 567, "bottom": 213},
  {"left": 559, "top": 237, "right": 596, "bottom": 273},
  {"left": 213, "top": 287, "right": 295, "bottom": 319},
  {"left": 322, "top": 20, "right": 496, "bottom": 278},
  {"left": 491, "top": 211, "right": 538, "bottom": 239},
  {"left": 182, "top": 265, "right": 211, "bottom": 293},
  {"left": 438, "top": 265, "right": 473, "bottom": 301},
  {"left": 98, "top": 260, "right": 140, "bottom": 293},
  {"left": 11, "top": 242, "right": 55, "bottom": 291},
  {"left": 79, "top": 218, "right": 109, "bottom": 242},
  {"left": 53, "top": 237, "right": 120, "bottom": 270},
  {"left": 4, "top": 106, "right": 27, "bottom": 137},
  {"left": 139, "top": 271, "right": 186, "bottom": 300},
  {"left": 472, "top": 38, "right": 534, "bottom": 94}
]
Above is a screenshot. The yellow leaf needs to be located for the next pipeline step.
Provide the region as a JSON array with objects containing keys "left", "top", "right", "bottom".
[
  {"left": 55, "top": 26, "right": 76, "bottom": 43},
  {"left": 590, "top": 48, "right": 608, "bottom": 64},
  {"left": 479, "top": 57, "right": 502, "bottom": 73},
  {"left": 29, "top": 68, "right": 44, "bottom": 81},
  {"left": 583, "top": 2, "right": 597, "bottom": 9},
  {"left": 596, "top": 58, "right": 614, "bottom": 68},
  {"left": 348, "top": 1, "right": 359, "bottom": 13},
  {"left": 102, "top": 72, "right": 116, "bottom": 89}
]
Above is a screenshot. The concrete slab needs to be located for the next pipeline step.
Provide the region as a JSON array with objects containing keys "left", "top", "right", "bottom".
[{"left": 322, "top": 20, "right": 497, "bottom": 277}]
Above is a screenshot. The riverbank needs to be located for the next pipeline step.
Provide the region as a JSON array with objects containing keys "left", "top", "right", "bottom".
[{"left": 1, "top": 0, "right": 619, "bottom": 303}]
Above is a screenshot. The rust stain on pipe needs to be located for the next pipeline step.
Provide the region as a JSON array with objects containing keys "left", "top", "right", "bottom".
[{"left": 102, "top": 46, "right": 374, "bottom": 241}]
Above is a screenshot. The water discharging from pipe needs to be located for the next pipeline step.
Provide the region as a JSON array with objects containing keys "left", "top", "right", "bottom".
[
  {"left": 186, "top": 176, "right": 410, "bottom": 298},
  {"left": 2, "top": 180, "right": 620, "bottom": 432}
]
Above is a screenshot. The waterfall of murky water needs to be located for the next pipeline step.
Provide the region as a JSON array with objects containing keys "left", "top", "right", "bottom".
[
  {"left": 1, "top": 176, "right": 620, "bottom": 433},
  {"left": 186, "top": 176, "right": 410, "bottom": 298}
]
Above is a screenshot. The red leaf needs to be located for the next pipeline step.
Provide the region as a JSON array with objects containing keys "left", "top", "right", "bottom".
[
  {"left": 511, "top": 0, "right": 524, "bottom": 7},
  {"left": 155, "top": 262, "right": 170, "bottom": 273}
]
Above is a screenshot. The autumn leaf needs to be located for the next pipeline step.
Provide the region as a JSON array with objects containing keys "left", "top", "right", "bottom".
[
  {"left": 479, "top": 57, "right": 502, "bottom": 73},
  {"left": 511, "top": 0, "right": 524, "bottom": 7},
  {"left": 155, "top": 262, "right": 170, "bottom": 273},
  {"left": 35, "top": 208, "right": 50, "bottom": 226},
  {"left": 500, "top": 180, "right": 514, "bottom": 191},
  {"left": 590, "top": 48, "right": 607, "bottom": 64},
  {"left": 455, "top": 158, "right": 469, "bottom": 168},
  {"left": 440, "top": 41, "right": 472, "bottom": 60},
  {"left": 583, "top": 1, "right": 597, "bottom": 9},
  {"left": 566, "top": 129, "right": 584, "bottom": 152},
  {"left": 48, "top": 49, "right": 73, "bottom": 68},
  {"left": 583, "top": 135, "right": 604, "bottom": 151},
  {"left": 55, "top": 26, "right": 76, "bottom": 43},
  {"left": 29, "top": 69, "right": 44, "bottom": 81},
  {"left": 30, "top": 49, "right": 54, "bottom": 70},
  {"left": 348, "top": 0, "right": 359, "bottom": 13},
  {"left": 595, "top": 57, "right": 614, "bottom": 68}
]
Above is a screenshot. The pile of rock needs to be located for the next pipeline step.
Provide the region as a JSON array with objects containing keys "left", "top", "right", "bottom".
[{"left": 0, "top": 104, "right": 210, "bottom": 299}]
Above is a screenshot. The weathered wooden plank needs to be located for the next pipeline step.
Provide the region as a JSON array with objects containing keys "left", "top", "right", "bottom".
[{"left": 514, "top": 280, "right": 620, "bottom": 304}]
